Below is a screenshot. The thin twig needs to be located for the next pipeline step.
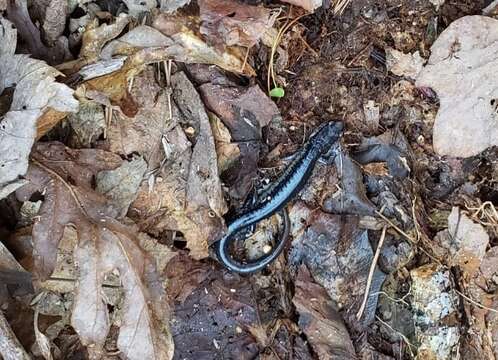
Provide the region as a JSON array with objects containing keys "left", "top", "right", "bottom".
[
  {"left": 375, "top": 316, "right": 415, "bottom": 358},
  {"left": 357, "top": 226, "right": 387, "bottom": 320},
  {"left": 267, "top": 13, "right": 306, "bottom": 93},
  {"left": 455, "top": 289, "right": 498, "bottom": 314},
  {"left": 31, "top": 158, "right": 89, "bottom": 218},
  {"left": 375, "top": 210, "right": 443, "bottom": 265}
]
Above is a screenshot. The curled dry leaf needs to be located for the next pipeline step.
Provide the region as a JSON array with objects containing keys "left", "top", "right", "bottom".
[
  {"left": 76, "top": 12, "right": 256, "bottom": 115},
  {"left": 80, "top": 12, "right": 255, "bottom": 78},
  {"left": 18, "top": 143, "right": 174, "bottom": 360},
  {"left": 199, "top": 0, "right": 276, "bottom": 49},
  {"left": 0, "top": 17, "right": 79, "bottom": 188},
  {"left": 79, "top": 14, "right": 130, "bottom": 63}
]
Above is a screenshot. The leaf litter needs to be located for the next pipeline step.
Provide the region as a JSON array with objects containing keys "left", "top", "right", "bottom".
[{"left": 1, "top": 1, "right": 498, "bottom": 360}]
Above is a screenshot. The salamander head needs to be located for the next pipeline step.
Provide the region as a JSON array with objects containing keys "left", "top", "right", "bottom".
[{"left": 310, "top": 121, "right": 343, "bottom": 153}]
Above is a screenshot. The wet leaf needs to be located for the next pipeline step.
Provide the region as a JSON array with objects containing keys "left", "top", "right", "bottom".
[
  {"left": 0, "top": 311, "right": 31, "bottom": 360},
  {"left": 289, "top": 202, "right": 386, "bottom": 330}
]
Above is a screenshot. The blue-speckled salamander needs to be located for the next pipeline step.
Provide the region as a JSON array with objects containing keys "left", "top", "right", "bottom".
[{"left": 213, "top": 121, "right": 344, "bottom": 274}]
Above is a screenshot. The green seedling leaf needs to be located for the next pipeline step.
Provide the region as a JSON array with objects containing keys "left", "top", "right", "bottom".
[{"left": 269, "top": 87, "right": 285, "bottom": 98}]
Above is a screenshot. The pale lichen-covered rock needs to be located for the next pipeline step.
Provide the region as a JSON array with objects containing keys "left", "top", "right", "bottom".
[{"left": 411, "top": 264, "right": 460, "bottom": 360}]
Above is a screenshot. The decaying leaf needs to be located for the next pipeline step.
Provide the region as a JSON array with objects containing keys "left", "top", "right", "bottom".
[
  {"left": 16, "top": 143, "right": 173, "bottom": 359},
  {"left": 289, "top": 202, "right": 386, "bottom": 330},
  {"left": 127, "top": 70, "right": 226, "bottom": 258},
  {"left": 0, "top": 17, "right": 79, "bottom": 188},
  {"left": 293, "top": 265, "right": 356, "bottom": 359},
  {"left": 199, "top": 0, "right": 276, "bottom": 49}
]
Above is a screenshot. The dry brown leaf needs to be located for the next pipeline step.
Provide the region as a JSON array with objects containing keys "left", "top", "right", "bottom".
[
  {"left": 96, "top": 156, "right": 147, "bottom": 218},
  {"left": 0, "top": 17, "right": 79, "bottom": 188},
  {"left": 97, "top": 15, "right": 256, "bottom": 76},
  {"left": 199, "top": 0, "right": 276, "bottom": 49},
  {"left": 127, "top": 70, "right": 226, "bottom": 258},
  {"left": 20, "top": 144, "right": 174, "bottom": 359},
  {"left": 79, "top": 14, "right": 130, "bottom": 62},
  {"left": 293, "top": 265, "right": 356, "bottom": 359},
  {"left": 172, "top": 71, "right": 227, "bottom": 219},
  {"left": 209, "top": 112, "right": 240, "bottom": 173},
  {"left": 105, "top": 68, "right": 174, "bottom": 168}
]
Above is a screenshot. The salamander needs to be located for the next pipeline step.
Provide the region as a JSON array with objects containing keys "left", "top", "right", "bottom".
[{"left": 212, "top": 121, "right": 344, "bottom": 274}]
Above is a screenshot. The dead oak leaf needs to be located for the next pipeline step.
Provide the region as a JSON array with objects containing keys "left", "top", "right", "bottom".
[{"left": 17, "top": 145, "right": 173, "bottom": 360}]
